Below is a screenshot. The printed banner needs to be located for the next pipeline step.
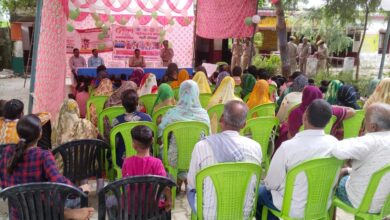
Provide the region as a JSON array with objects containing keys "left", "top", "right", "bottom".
[
  {"left": 111, "top": 25, "right": 162, "bottom": 61},
  {"left": 66, "top": 28, "right": 113, "bottom": 54}
]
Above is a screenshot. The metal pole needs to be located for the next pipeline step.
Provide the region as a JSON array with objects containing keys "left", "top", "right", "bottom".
[
  {"left": 378, "top": 13, "right": 390, "bottom": 80},
  {"left": 192, "top": 1, "right": 198, "bottom": 68},
  {"left": 249, "top": 0, "right": 260, "bottom": 65}
]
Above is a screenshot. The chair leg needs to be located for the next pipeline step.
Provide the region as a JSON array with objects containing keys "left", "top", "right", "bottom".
[{"left": 262, "top": 207, "right": 268, "bottom": 220}]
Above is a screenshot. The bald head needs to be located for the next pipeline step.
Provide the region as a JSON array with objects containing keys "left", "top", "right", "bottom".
[
  {"left": 365, "top": 103, "right": 390, "bottom": 132},
  {"left": 221, "top": 100, "right": 248, "bottom": 131}
]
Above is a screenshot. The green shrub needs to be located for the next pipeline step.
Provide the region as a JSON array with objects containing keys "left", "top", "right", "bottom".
[{"left": 252, "top": 55, "right": 281, "bottom": 76}]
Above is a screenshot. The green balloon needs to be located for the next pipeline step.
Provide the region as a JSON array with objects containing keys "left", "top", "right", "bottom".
[
  {"left": 98, "top": 33, "right": 106, "bottom": 40},
  {"left": 119, "top": 17, "right": 127, "bottom": 25},
  {"left": 159, "top": 30, "right": 166, "bottom": 37},
  {"left": 102, "top": 24, "right": 109, "bottom": 32},
  {"left": 151, "top": 11, "right": 158, "bottom": 19},
  {"left": 169, "top": 19, "right": 175, "bottom": 26},
  {"left": 245, "top": 17, "right": 252, "bottom": 26},
  {"left": 69, "top": 9, "right": 80, "bottom": 20},
  {"left": 92, "top": 13, "right": 100, "bottom": 21},
  {"left": 67, "top": 23, "right": 74, "bottom": 32},
  {"left": 108, "top": 15, "right": 115, "bottom": 23},
  {"left": 98, "top": 44, "right": 105, "bottom": 50},
  {"left": 135, "top": 10, "right": 143, "bottom": 19},
  {"left": 95, "top": 20, "right": 103, "bottom": 28}
]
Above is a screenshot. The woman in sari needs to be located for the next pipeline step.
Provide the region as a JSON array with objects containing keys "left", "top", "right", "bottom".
[
  {"left": 246, "top": 80, "right": 272, "bottom": 109},
  {"left": 241, "top": 73, "right": 256, "bottom": 99},
  {"left": 128, "top": 68, "right": 144, "bottom": 87},
  {"left": 138, "top": 73, "right": 158, "bottom": 96},
  {"left": 158, "top": 80, "right": 210, "bottom": 189},
  {"left": 151, "top": 83, "right": 176, "bottom": 116},
  {"left": 90, "top": 77, "right": 113, "bottom": 126},
  {"left": 53, "top": 99, "right": 98, "bottom": 147},
  {"left": 170, "top": 69, "right": 190, "bottom": 89},
  {"left": 192, "top": 71, "right": 211, "bottom": 94},
  {"left": 364, "top": 78, "right": 390, "bottom": 109},
  {"left": 215, "top": 71, "right": 230, "bottom": 91},
  {"left": 325, "top": 80, "right": 343, "bottom": 105},
  {"left": 337, "top": 85, "right": 361, "bottom": 110}
]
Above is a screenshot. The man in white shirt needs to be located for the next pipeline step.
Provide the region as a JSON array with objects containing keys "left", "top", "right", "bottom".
[
  {"left": 256, "top": 99, "right": 338, "bottom": 219},
  {"left": 69, "top": 48, "right": 86, "bottom": 75},
  {"left": 332, "top": 103, "right": 390, "bottom": 213},
  {"left": 88, "top": 49, "right": 104, "bottom": 67},
  {"left": 187, "top": 100, "right": 262, "bottom": 219}
]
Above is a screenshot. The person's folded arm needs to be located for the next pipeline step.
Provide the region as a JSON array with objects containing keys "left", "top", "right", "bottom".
[{"left": 332, "top": 136, "right": 372, "bottom": 161}]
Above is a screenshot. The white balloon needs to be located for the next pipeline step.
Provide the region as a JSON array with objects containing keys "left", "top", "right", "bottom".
[
  {"left": 381, "top": 0, "right": 390, "bottom": 11},
  {"left": 251, "top": 15, "right": 261, "bottom": 24}
]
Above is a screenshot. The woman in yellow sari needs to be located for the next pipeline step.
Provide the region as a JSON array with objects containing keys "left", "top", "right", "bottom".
[
  {"left": 192, "top": 71, "right": 211, "bottom": 94},
  {"left": 90, "top": 78, "right": 113, "bottom": 125},
  {"left": 364, "top": 78, "right": 390, "bottom": 110},
  {"left": 246, "top": 79, "right": 272, "bottom": 109},
  {"left": 207, "top": 76, "right": 242, "bottom": 133},
  {"left": 170, "top": 69, "right": 189, "bottom": 89}
]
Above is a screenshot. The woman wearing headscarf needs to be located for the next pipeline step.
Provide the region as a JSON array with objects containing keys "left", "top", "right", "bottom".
[
  {"left": 367, "top": 78, "right": 380, "bottom": 97},
  {"left": 158, "top": 80, "right": 210, "bottom": 188},
  {"left": 364, "top": 78, "right": 390, "bottom": 110},
  {"left": 240, "top": 73, "right": 256, "bottom": 98},
  {"left": 192, "top": 71, "right": 211, "bottom": 94},
  {"left": 128, "top": 68, "right": 145, "bottom": 87},
  {"left": 104, "top": 81, "right": 138, "bottom": 108},
  {"left": 151, "top": 83, "right": 176, "bottom": 115},
  {"left": 325, "top": 80, "right": 343, "bottom": 105},
  {"left": 246, "top": 80, "right": 272, "bottom": 109},
  {"left": 214, "top": 71, "right": 230, "bottom": 91},
  {"left": 138, "top": 73, "right": 158, "bottom": 96},
  {"left": 276, "top": 75, "right": 308, "bottom": 122},
  {"left": 53, "top": 99, "right": 98, "bottom": 147},
  {"left": 90, "top": 76, "right": 113, "bottom": 126},
  {"left": 170, "top": 69, "right": 190, "bottom": 89},
  {"left": 337, "top": 85, "right": 361, "bottom": 110},
  {"left": 276, "top": 74, "right": 308, "bottom": 107},
  {"left": 207, "top": 76, "right": 242, "bottom": 110}
]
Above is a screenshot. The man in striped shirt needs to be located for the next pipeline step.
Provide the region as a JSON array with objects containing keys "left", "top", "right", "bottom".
[{"left": 187, "top": 100, "right": 262, "bottom": 219}]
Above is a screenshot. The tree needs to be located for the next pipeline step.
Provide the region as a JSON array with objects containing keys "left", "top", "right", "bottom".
[
  {"left": 324, "top": 0, "right": 381, "bottom": 79},
  {"left": 0, "top": 0, "right": 36, "bottom": 18}
]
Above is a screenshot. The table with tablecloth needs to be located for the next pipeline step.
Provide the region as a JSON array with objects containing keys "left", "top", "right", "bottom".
[{"left": 77, "top": 67, "right": 194, "bottom": 80}]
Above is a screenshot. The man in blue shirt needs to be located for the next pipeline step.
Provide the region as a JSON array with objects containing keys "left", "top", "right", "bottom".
[{"left": 88, "top": 49, "right": 104, "bottom": 67}]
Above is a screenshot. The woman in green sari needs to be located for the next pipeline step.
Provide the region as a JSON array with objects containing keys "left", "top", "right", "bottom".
[{"left": 151, "top": 83, "right": 176, "bottom": 117}]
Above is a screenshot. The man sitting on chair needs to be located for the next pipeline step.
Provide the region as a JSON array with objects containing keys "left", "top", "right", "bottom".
[
  {"left": 187, "top": 100, "right": 262, "bottom": 219},
  {"left": 332, "top": 103, "right": 390, "bottom": 213},
  {"left": 256, "top": 99, "right": 338, "bottom": 220}
]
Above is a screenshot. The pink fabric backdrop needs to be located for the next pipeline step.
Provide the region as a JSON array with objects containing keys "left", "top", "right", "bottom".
[
  {"left": 33, "top": 0, "right": 67, "bottom": 117},
  {"left": 196, "top": 0, "right": 257, "bottom": 39}
]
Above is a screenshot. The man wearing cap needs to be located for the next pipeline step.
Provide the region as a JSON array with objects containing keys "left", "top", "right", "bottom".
[
  {"left": 288, "top": 36, "right": 298, "bottom": 74},
  {"left": 316, "top": 40, "right": 328, "bottom": 71},
  {"left": 298, "top": 37, "right": 311, "bottom": 74}
]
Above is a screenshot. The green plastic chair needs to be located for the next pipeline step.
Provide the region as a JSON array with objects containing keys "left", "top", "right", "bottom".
[
  {"left": 332, "top": 164, "right": 390, "bottom": 220},
  {"left": 139, "top": 94, "right": 157, "bottom": 115},
  {"left": 207, "top": 104, "right": 225, "bottom": 134},
  {"left": 97, "top": 106, "right": 126, "bottom": 135},
  {"left": 357, "top": 100, "right": 364, "bottom": 108},
  {"left": 162, "top": 121, "right": 210, "bottom": 205},
  {"left": 243, "top": 94, "right": 250, "bottom": 102},
  {"left": 109, "top": 121, "right": 158, "bottom": 179},
  {"left": 240, "top": 117, "right": 279, "bottom": 173},
  {"left": 269, "top": 84, "right": 277, "bottom": 97},
  {"left": 152, "top": 105, "right": 174, "bottom": 125},
  {"left": 342, "top": 110, "right": 365, "bottom": 139},
  {"left": 210, "top": 84, "right": 216, "bottom": 93},
  {"left": 247, "top": 103, "right": 276, "bottom": 119},
  {"left": 199, "top": 93, "right": 212, "bottom": 109},
  {"left": 173, "top": 87, "right": 180, "bottom": 100},
  {"left": 299, "top": 115, "right": 337, "bottom": 134},
  {"left": 86, "top": 96, "right": 109, "bottom": 121},
  {"left": 191, "top": 162, "right": 262, "bottom": 220},
  {"left": 235, "top": 86, "right": 242, "bottom": 97},
  {"left": 262, "top": 157, "right": 344, "bottom": 220}
]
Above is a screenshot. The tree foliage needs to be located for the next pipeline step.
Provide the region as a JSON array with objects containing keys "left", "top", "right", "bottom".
[{"left": 0, "top": 0, "right": 36, "bottom": 15}]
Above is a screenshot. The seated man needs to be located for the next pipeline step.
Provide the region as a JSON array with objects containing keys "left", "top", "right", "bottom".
[
  {"left": 332, "top": 103, "right": 390, "bottom": 213},
  {"left": 257, "top": 99, "right": 338, "bottom": 220},
  {"left": 187, "top": 100, "right": 262, "bottom": 219}
]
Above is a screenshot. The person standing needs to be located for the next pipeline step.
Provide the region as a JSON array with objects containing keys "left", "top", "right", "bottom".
[
  {"left": 129, "top": 49, "right": 146, "bottom": 68},
  {"left": 160, "top": 40, "right": 174, "bottom": 67},
  {"left": 298, "top": 37, "right": 310, "bottom": 74},
  {"left": 88, "top": 49, "right": 104, "bottom": 67},
  {"left": 316, "top": 40, "right": 328, "bottom": 72},
  {"left": 68, "top": 48, "right": 86, "bottom": 78},
  {"left": 241, "top": 38, "right": 255, "bottom": 71},
  {"left": 288, "top": 36, "right": 298, "bottom": 74},
  {"left": 231, "top": 38, "right": 243, "bottom": 71}
]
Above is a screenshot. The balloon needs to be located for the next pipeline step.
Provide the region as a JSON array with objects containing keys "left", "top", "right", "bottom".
[
  {"left": 244, "top": 17, "right": 252, "bottom": 26},
  {"left": 98, "top": 33, "right": 106, "bottom": 40},
  {"left": 67, "top": 23, "right": 74, "bottom": 32},
  {"left": 151, "top": 11, "right": 158, "bottom": 19},
  {"left": 381, "top": 0, "right": 390, "bottom": 10},
  {"left": 102, "top": 24, "right": 109, "bottom": 33},
  {"left": 159, "top": 30, "right": 166, "bottom": 37},
  {"left": 108, "top": 15, "right": 115, "bottom": 23},
  {"left": 251, "top": 15, "right": 261, "bottom": 24},
  {"left": 119, "top": 17, "right": 128, "bottom": 25},
  {"left": 95, "top": 20, "right": 103, "bottom": 28},
  {"left": 92, "top": 13, "right": 100, "bottom": 21},
  {"left": 98, "top": 43, "right": 105, "bottom": 50},
  {"left": 69, "top": 9, "right": 80, "bottom": 20},
  {"left": 169, "top": 19, "right": 175, "bottom": 26},
  {"left": 135, "top": 10, "right": 143, "bottom": 19}
]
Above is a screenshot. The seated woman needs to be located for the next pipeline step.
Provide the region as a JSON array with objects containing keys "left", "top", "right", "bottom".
[
  {"left": 325, "top": 79, "right": 343, "bottom": 105},
  {"left": 240, "top": 73, "right": 256, "bottom": 99},
  {"left": 364, "top": 78, "right": 390, "bottom": 109},
  {"left": 128, "top": 68, "right": 145, "bottom": 87},
  {"left": 337, "top": 85, "right": 361, "bottom": 110},
  {"left": 232, "top": 66, "right": 242, "bottom": 86},
  {"left": 192, "top": 71, "right": 211, "bottom": 94},
  {"left": 128, "top": 49, "right": 146, "bottom": 68},
  {"left": 151, "top": 83, "right": 176, "bottom": 121},
  {"left": 0, "top": 99, "right": 24, "bottom": 144},
  {"left": 170, "top": 69, "right": 189, "bottom": 89},
  {"left": 246, "top": 79, "right": 272, "bottom": 109},
  {"left": 138, "top": 73, "right": 158, "bottom": 96},
  {"left": 161, "top": 63, "right": 178, "bottom": 84},
  {"left": 111, "top": 89, "right": 152, "bottom": 168},
  {"left": 214, "top": 71, "right": 230, "bottom": 91},
  {"left": 74, "top": 76, "right": 90, "bottom": 118},
  {"left": 90, "top": 68, "right": 113, "bottom": 125},
  {"left": 0, "top": 115, "right": 94, "bottom": 220},
  {"left": 158, "top": 80, "right": 210, "bottom": 190}
]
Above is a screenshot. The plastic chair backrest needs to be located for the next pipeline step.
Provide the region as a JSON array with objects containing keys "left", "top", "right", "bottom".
[
  {"left": 162, "top": 121, "right": 210, "bottom": 171},
  {"left": 240, "top": 117, "right": 279, "bottom": 173},
  {"left": 139, "top": 94, "right": 158, "bottom": 115},
  {"left": 243, "top": 94, "right": 250, "bottom": 102},
  {"left": 235, "top": 86, "right": 242, "bottom": 96},
  {"left": 207, "top": 104, "right": 225, "bottom": 134},
  {"left": 357, "top": 100, "right": 364, "bottom": 108},
  {"left": 52, "top": 139, "right": 109, "bottom": 182},
  {"left": 98, "top": 106, "right": 126, "bottom": 135},
  {"left": 247, "top": 103, "right": 276, "bottom": 119},
  {"left": 269, "top": 84, "right": 277, "bottom": 97},
  {"left": 109, "top": 121, "right": 158, "bottom": 178},
  {"left": 152, "top": 105, "right": 174, "bottom": 125},
  {"left": 281, "top": 157, "right": 343, "bottom": 219},
  {"left": 173, "top": 87, "right": 180, "bottom": 100},
  {"left": 342, "top": 110, "right": 365, "bottom": 139},
  {"left": 195, "top": 162, "right": 262, "bottom": 220},
  {"left": 199, "top": 93, "right": 212, "bottom": 109},
  {"left": 98, "top": 175, "right": 176, "bottom": 220},
  {"left": 0, "top": 182, "right": 87, "bottom": 220},
  {"left": 299, "top": 115, "right": 337, "bottom": 134},
  {"left": 86, "top": 96, "right": 109, "bottom": 120}
]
